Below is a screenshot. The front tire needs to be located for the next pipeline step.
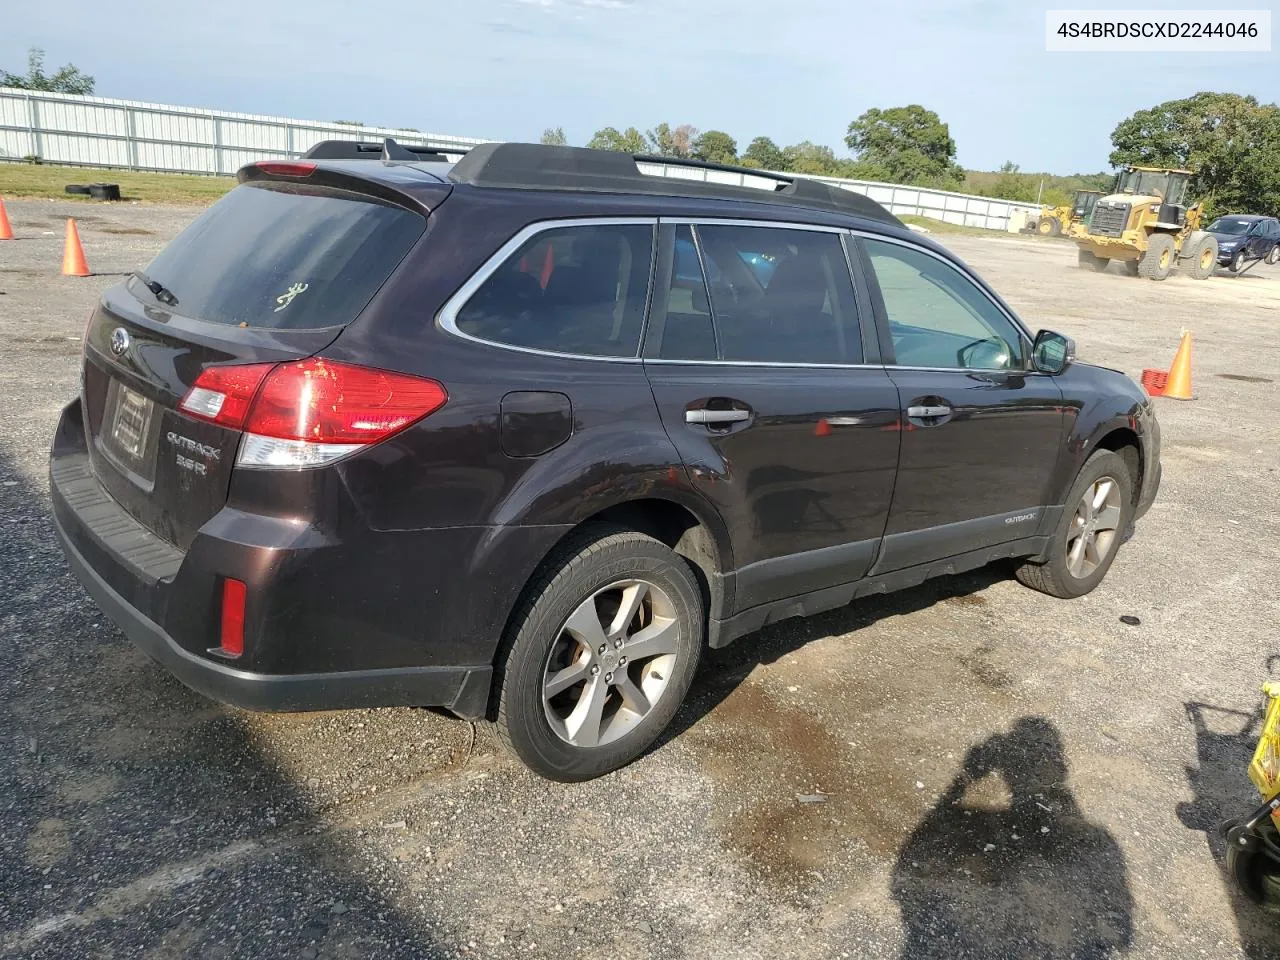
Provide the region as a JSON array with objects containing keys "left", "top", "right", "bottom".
[
  {"left": 495, "top": 526, "right": 704, "bottom": 781},
  {"left": 1231, "top": 250, "right": 1247, "bottom": 273},
  {"left": 1138, "top": 234, "right": 1176, "bottom": 280},
  {"left": 1077, "top": 249, "right": 1109, "bottom": 272},
  {"left": 1016, "top": 449, "right": 1133, "bottom": 599},
  {"left": 1184, "top": 236, "right": 1218, "bottom": 279},
  {"left": 1037, "top": 217, "right": 1061, "bottom": 237}
]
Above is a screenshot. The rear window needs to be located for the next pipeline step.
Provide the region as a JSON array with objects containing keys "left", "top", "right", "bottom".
[
  {"left": 139, "top": 183, "right": 424, "bottom": 329},
  {"left": 453, "top": 223, "right": 654, "bottom": 357}
]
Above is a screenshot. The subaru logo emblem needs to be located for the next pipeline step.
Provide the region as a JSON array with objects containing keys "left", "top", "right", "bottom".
[{"left": 109, "top": 327, "right": 130, "bottom": 357}]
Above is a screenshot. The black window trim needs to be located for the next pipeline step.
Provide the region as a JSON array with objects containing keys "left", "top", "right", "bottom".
[
  {"left": 437, "top": 216, "right": 659, "bottom": 363},
  {"left": 642, "top": 216, "right": 880, "bottom": 369},
  {"left": 850, "top": 229, "right": 1042, "bottom": 375}
]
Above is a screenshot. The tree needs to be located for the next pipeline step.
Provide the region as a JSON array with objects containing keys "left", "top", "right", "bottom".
[
  {"left": 845, "top": 105, "right": 964, "bottom": 186},
  {"left": 540, "top": 127, "right": 567, "bottom": 146},
  {"left": 644, "top": 122, "right": 697, "bottom": 157},
  {"left": 1, "top": 48, "right": 95, "bottom": 95},
  {"left": 333, "top": 120, "right": 363, "bottom": 126},
  {"left": 587, "top": 126, "right": 647, "bottom": 153},
  {"left": 1110, "top": 92, "right": 1280, "bottom": 218},
  {"left": 691, "top": 130, "right": 737, "bottom": 165},
  {"left": 782, "top": 141, "right": 842, "bottom": 176},
  {"left": 741, "top": 136, "right": 786, "bottom": 171}
]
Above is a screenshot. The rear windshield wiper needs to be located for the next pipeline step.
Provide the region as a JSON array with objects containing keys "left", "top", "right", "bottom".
[{"left": 132, "top": 270, "right": 179, "bottom": 307}]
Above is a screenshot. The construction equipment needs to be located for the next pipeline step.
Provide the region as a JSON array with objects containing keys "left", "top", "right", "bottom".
[
  {"left": 1068, "top": 166, "right": 1217, "bottom": 280},
  {"left": 1031, "top": 190, "right": 1103, "bottom": 237}
]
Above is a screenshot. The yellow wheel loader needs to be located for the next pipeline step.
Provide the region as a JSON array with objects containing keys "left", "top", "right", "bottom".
[
  {"left": 1032, "top": 190, "right": 1103, "bottom": 237},
  {"left": 1068, "top": 166, "right": 1216, "bottom": 280}
]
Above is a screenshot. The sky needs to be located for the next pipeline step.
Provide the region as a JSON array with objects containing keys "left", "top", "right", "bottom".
[{"left": 4, "top": 0, "right": 1278, "bottom": 175}]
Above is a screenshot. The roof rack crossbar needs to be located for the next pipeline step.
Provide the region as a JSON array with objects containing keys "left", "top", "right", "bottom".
[
  {"left": 446, "top": 143, "right": 900, "bottom": 226},
  {"left": 301, "top": 138, "right": 466, "bottom": 163}
]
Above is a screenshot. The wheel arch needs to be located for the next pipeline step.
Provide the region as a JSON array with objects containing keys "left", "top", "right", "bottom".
[{"left": 1087, "top": 425, "right": 1143, "bottom": 507}]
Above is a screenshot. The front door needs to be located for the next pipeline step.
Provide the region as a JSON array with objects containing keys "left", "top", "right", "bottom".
[
  {"left": 857, "top": 235, "right": 1066, "bottom": 573},
  {"left": 643, "top": 222, "right": 901, "bottom": 612}
]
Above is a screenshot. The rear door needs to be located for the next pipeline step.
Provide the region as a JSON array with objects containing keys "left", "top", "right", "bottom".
[
  {"left": 855, "top": 233, "right": 1066, "bottom": 572},
  {"left": 81, "top": 178, "right": 431, "bottom": 549},
  {"left": 643, "top": 221, "right": 901, "bottom": 612}
]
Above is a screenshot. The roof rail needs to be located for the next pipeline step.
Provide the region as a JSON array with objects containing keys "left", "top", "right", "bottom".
[
  {"left": 301, "top": 138, "right": 463, "bottom": 163},
  {"left": 446, "top": 143, "right": 901, "bottom": 225}
]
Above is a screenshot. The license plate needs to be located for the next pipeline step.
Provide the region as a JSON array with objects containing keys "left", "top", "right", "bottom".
[{"left": 110, "top": 385, "right": 154, "bottom": 460}]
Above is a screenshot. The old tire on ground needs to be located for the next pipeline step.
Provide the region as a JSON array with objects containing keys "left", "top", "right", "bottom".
[
  {"left": 1015, "top": 449, "right": 1133, "bottom": 600},
  {"left": 1184, "top": 236, "right": 1219, "bottom": 280},
  {"left": 1226, "top": 822, "right": 1280, "bottom": 914},
  {"left": 1231, "top": 250, "right": 1247, "bottom": 273},
  {"left": 1077, "top": 249, "right": 1109, "bottom": 272},
  {"left": 1267, "top": 243, "right": 1280, "bottom": 266},
  {"left": 1037, "top": 217, "right": 1061, "bottom": 237},
  {"left": 64, "top": 184, "right": 91, "bottom": 195},
  {"left": 1138, "top": 234, "right": 1176, "bottom": 280},
  {"left": 494, "top": 525, "right": 704, "bottom": 782},
  {"left": 88, "top": 183, "right": 121, "bottom": 201},
  {"left": 1122, "top": 259, "right": 1140, "bottom": 276}
]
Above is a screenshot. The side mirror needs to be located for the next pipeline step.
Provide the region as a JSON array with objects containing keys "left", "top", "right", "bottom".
[{"left": 1032, "top": 330, "right": 1075, "bottom": 374}]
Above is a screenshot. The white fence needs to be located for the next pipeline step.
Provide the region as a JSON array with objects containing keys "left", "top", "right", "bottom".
[{"left": 1, "top": 87, "right": 1040, "bottom": 231}]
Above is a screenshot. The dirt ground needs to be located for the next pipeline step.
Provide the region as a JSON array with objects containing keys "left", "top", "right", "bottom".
[{"left": 2, "top": 199, "right": 1279, "bottom": 960}]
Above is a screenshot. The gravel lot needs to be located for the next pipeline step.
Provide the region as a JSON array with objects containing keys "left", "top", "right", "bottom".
[{"left": 2, "top": 199, "right": 1279, "bottom": 959}]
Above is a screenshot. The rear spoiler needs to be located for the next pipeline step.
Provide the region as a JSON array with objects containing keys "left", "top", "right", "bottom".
[{"left": 302, "top": 138, "right": 466, "bottom": 163}]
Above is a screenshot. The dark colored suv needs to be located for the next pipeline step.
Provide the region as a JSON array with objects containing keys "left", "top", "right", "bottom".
[
  {"left": 51, "top": 141, "right": 1161, "bottom": 781},
  {"left": 1207, "top": 214, "right": 1280, "bottom": 272}
]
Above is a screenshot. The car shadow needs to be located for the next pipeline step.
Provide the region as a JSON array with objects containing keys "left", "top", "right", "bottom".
[
  {"left": 0, "top": 445, "right": 453, "bottom": 958},
  {"left": 1179, "top": 689, "right": 1279, "bottom": 959},
  {"left": 888, "top": 717, "right": 1133, "bottom": 959},
  {"left": 665, "top": 561, "right": 1015, "bottom": 743}
]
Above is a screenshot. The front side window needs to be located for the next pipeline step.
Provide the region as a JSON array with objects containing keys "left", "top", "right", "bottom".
[
  {"left": 454, "top": 223, "right": 653, "bottom": 357},
  {"left": 692, "top": 224, "right": 862, "bottom": 364},
  {"left": 863, "top": 238, "right": 1025, "bottom": 371}
]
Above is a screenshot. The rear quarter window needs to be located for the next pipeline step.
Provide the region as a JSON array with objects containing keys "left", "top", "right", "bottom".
[
  {"left": 453, "top": 223, "right": 654, "bottom": 358},
  {"left": 140, "top": 183, "right": 425, "bottom": 330}
]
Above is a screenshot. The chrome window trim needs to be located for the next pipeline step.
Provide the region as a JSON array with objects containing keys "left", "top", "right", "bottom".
[
  {"left": 437, "top": 216, "right": 658, "bottom": 363},
  {"left": 851, "top": 229, "right": 1035, "bottom": 350},
  {"left": 662, "top": 216, "right": 848, "bottom": 235}
]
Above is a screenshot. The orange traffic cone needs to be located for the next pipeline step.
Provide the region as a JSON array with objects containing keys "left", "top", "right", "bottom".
[
  {"left": 62, "top": 218, "right": 89, "bottom": 276},
  {"left": 0, "top": 198, "right": 12, "bottom": 240},
  {"left": 1163, "top": 330, "right": 1194, "bottom": 400}
]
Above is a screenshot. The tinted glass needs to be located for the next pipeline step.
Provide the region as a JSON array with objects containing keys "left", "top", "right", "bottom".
[
  {"left": 1209, "top": 218, "right": 1252, "bottom": 236},
  {"left": 864, "top": 238, "right": 1024, "bottom": 370},
  {"left": 456, "top": 224, "right": 653, "bottom": 357},
  {"left": 659, "top": 227, "right": 717, "bottom": 360},
  {"left": 695, "top": 225, "right": 862, "bottom": 364},
  {"left": 142, "top": 183, "right": 424, "bottom": 329}
]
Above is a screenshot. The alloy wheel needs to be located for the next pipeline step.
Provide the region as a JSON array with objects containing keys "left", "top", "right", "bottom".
[
  {"left": 1066, "top": 476, "right": 1122, "bottom": 578},
  {"left": 541, "top": 579, "right": 680, "bottom": 747}
]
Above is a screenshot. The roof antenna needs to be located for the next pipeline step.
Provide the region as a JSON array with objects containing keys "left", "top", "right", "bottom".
[{"left": 381, "top": 137, "right": 418, "bottom": 162}]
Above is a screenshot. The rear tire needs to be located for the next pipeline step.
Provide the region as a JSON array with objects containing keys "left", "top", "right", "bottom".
[
  {"left": 1138, "top": 234, "right": 1176, "bottom": 280},
  {"left": 1037, "top": 217, "right": 1061, "bottom": 237},
  {"left": 1077, "top": 249, "right": 1109, "bottom": 272},
  {"left": 1268, "top": 243, "right": 1280, "bottom": 266},
  {"left": 494, "top": 526, "right": 704, "bottom": 782},
  {"left": 1015, "top": 449, "right": 1133, "bottom": 599}
]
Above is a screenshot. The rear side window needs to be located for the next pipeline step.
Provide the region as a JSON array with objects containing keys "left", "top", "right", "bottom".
[
  {"left": 141, "top": 183, "right": 424, "bottom": 330},
  {"left": 454, "top": 224, "right": 654, "bottom": 357},
  {"left": 694, "top": 224, "right": 862, "bottom": 364}
]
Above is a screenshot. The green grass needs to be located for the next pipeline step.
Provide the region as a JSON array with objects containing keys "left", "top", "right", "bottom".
[
  {"left": 899, "top": 215, "right": 1002, "bottom": 237},
  {"left": 0, "top": 163, "right": 233, "bottom": 205}
]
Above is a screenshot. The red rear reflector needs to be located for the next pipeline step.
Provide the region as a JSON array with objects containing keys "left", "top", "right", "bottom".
[
  {"left": 246, "top": 358, "right": 448, "bottom": 444},
  {"left": 180, "top": 363, "right": 276, "bottom": 429},
  {"left": 220, "top": 578, "right": 247, "bottom": 657},
  {"left": 255, "top": 161, "right": 316, "bottom": 177}
]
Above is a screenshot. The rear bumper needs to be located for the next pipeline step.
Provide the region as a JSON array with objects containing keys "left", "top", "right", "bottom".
[{"left": 53, "top": 509, "right": 491, "bottom": 716}]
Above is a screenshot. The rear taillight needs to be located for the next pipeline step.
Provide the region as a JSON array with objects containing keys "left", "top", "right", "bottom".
[
  {"left": 255, "top": 161, "right": 316, "bottom": 177},
  {"left": 180, "top": 358, "right": 447, "bottom": 469},
  {"left": 180, "top": 363, "right": 276, "bottom": 429}
]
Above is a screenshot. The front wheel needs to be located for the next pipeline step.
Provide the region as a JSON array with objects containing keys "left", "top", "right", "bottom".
[
  {"left": 1232, "top": 249, "right": 1247, "bottom": 273},
  {"left": 1016, "top": 449, "right": 1133, "bottom": 599},
  {"left": 1184, "top": 236, "right": 1218, "bottom": 280},
  {"left": 1037, "top": 217, "right": 1061, "bottom": 237},
  {"left": 1138, "top": 234, "right": 1176, "bottom": 280},
  {"left": 495, "top": 526, "right": 704, "bottom": 781}
]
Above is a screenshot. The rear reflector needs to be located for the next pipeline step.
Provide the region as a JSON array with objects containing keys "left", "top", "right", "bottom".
[
  {"left": 220, "top": 578, "right": 247, "bottom": 657},
  {"left": 255, "top": 161, "right": 316, "bottom": 177},
  {"left": 179, "top": 357, "right": 448, "bottom": 469}
]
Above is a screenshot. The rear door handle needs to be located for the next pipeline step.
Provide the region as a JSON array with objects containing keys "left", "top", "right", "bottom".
[
  {"left": 907, "top": 404, "right": 952, "bottom": 418},
  {"left": 686, "top": 409, "right": 751, "bottom": 424}
]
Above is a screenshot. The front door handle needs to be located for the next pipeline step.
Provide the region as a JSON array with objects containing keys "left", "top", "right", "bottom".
[
  {"left": 906, "top": 404, "right": 952, "bottom": 419},
  {"left": 686, "top": 409, "right": 751, "bottom": 424}
]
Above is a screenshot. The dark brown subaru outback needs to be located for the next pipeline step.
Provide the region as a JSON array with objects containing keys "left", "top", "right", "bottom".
[{"left": 51, "top": 141, "right": 1160, "bottom": 781}]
